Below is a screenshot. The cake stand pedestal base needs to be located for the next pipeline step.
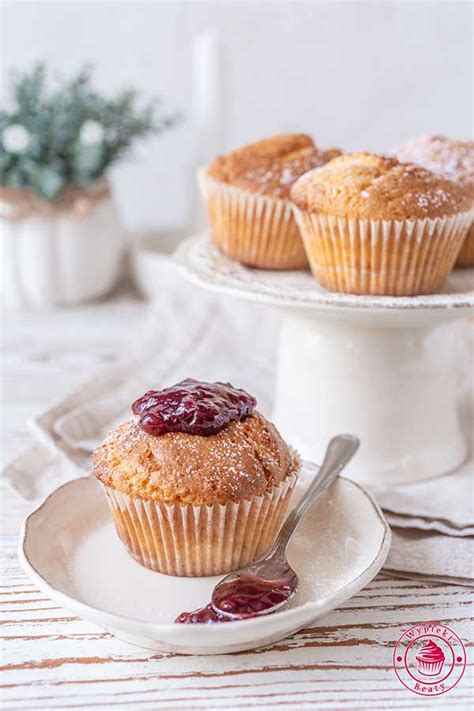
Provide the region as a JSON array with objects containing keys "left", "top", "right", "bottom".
[{"left": 274, "top": 311, "right": 466, "bottom": 484}]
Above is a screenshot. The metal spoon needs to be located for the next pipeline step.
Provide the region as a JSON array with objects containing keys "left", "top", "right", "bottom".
[{"left": 211, "top": 434, "right": 360, "bottom": 620}]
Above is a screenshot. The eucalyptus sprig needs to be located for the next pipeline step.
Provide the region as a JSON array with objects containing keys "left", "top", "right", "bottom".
[{"left": 0, "top": 64, "right": 178, "bottom": 199}]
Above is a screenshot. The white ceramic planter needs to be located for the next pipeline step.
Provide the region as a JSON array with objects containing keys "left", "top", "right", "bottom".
[{"left": 1, "top": 193, "right": 124, "bottom": 308}]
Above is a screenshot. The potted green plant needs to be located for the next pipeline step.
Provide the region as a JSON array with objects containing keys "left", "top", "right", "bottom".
[{"left": 0, "top": 64, "right": 177, "bottom": 307}]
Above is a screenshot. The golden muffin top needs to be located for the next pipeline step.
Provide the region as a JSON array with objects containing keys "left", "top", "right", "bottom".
[
  {"left": 290, "top": 152, "right": 472, "bottom": 220},
  {"left": 93, "top": 411, "right": 297, "bottom": 506},
  {"left": 206, "top": 134, "right": 341, "bottom": 199},
  {"left": 397, "top": 136, "right": 474, "bottom": 198}
]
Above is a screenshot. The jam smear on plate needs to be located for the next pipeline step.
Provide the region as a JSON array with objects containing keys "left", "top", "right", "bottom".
[
  {"left": 132, "top": 378, "right": 256, "bottom": 437},
  {"left": 175, "top": 576, "right": 294, "bottom": 624},
  {"left": 175, "top": 604, "right": 231, "bottom": 624}
]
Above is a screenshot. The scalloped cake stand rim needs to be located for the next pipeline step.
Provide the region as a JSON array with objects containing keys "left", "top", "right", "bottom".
[{"left": 174, "top": 234, "right": 474, "bottom": 316}]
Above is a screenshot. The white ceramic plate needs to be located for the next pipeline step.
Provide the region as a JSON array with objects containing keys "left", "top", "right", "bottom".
[{"left": 19, "top": 464, "right": 391, "bottom": 654}]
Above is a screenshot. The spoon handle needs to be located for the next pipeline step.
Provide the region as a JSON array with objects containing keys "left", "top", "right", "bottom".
[{"left": 271, "top": 434, "right": 360, "bottom": 556}]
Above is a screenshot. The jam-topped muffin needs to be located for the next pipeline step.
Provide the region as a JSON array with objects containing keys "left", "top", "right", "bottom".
[
  {"left": 199, "top": 134, "right": 341, "bottom": 270},
  {"left": 93, "top": 379, "right": 299, "bottom": 576},
  {"left": 290, "top": 152, "right": 473, "bottom": 295},
  {"left": 397, "top": 136, "right": 474, "bottom": 267}
]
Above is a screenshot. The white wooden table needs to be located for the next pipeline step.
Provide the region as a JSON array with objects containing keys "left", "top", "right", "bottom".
[{"left": 1, "top": 295, "right": 472, "bottom": 710}]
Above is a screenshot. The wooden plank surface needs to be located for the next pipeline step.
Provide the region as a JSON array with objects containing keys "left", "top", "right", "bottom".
[{"left": 1, "top": 295, "right": 472, "bottom": 710}]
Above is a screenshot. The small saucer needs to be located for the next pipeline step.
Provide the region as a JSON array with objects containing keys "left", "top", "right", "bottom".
[{"left": 19, "top": 463, "right": 391, "bottom": 654}]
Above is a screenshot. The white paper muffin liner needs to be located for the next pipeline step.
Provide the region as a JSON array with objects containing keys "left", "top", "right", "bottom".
[
  {"left": 101, "top": 467, "right": 299, "bottom": 577},
  {"left": 292, "top": 207, "right": 473, "bottom": 295},
  {"left": 455, "top": 223, "right": 474, "bottom": 267},
  {"left": 198, "top": 169, "right": 308, "bottom": 270},
  {"left": 416, "top": 659, "right": 444, "bottom": 676}
]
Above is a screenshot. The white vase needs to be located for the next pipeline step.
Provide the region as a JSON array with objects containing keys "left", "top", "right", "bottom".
[{"left": 0, "top": 192, "right": 124, "bottom": 308}]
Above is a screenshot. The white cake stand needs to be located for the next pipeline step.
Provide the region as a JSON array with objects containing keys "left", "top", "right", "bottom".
[{"left": 176, "top": 234, "right": 474, "bottom": 485}]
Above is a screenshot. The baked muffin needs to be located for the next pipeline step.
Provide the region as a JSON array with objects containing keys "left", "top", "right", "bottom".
[
  {"left": 397, "top": 136, "right": 474, "bottom": 267},
  {"left": 290, "top": 152, "right": 473, "bottom": 295},
  {"left": 93, "top": 379, "right": 299, "bottom": 576},
  {"left": 199, "top": 134, "right": 341, "bottom": 269}
]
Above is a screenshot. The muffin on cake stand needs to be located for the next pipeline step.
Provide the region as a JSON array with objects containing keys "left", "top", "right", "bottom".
[{"left": 176, "top": 235, "right": 474, "bottom": 485}]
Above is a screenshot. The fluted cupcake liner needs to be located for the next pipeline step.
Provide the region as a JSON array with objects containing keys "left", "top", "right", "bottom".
[
  {"left": 455, "top": 223, "right": 474, "bottom": 267},
  {"left": 101, "top": 467, "right": 299, "bottom": 577},
  {"left": 198, "top": 169, "right": 308, "bottom": 270},
  {"left": 416, "top": 660, "right": 444, "bottom": 676},
  {"left": 292, "top": 207, "right": 474, "bottom": 295}
]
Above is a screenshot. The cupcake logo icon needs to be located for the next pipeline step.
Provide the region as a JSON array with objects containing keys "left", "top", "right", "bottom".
[
  {"left": 393, "top": 623, "right": 466, "bottom": 697},
  {"left": 415, "top": 639, "right": 445, "bottom": 677}
]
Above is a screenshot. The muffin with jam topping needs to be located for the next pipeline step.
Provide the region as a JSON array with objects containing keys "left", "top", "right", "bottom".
[
  {"left": 290, "top": 152, "right": 473, "bottom": 295},
  {"left": 397, "top": 136, "right": 474, "bottom": 267},
  {"left": 199, "top": 134, "right": 341, "bottom": 269},
  {"left": 93, "top": 379, "right": 299, "bottom": 576}
]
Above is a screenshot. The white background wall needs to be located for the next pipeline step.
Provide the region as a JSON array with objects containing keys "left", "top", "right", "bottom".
[{"left": 2, "top": 0, "right": 472, "bottom": 234}]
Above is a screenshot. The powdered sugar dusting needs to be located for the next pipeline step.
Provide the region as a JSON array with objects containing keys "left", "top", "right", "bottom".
[
  {"left": 416, "top": 187, "right": 451, "bottom": 211},
  {"left": 291, "top": 152, "right": 471, "bottom": 218},
  {"left": 208, "top": 135, "right": 341, "bottom": 199},
  {"left": 94, "top": 409, "right": 296, "bottom": 505},
  {"left": 397, "top": 136, "right": 474, "bottom": 193},
  {"left": 280, "top": 167, "right": 294, "bottom": 185},
  {"left": 238, "top": 150, "right": 337, "bottom": 198}
]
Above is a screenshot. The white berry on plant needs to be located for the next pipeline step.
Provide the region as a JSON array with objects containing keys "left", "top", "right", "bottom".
[
  {"left": 2, "top": 124, "right": 30, "bottom": 153},
  {"left": 79, "top": 120, "right": 105, "bottom": 146}
]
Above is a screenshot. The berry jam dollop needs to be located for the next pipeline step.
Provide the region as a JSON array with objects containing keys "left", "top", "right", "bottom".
[
  {"left": 132, "top": 378, "right": 256, "bottom": 437},
  {"left": 175, "top": 576, "right": 294, "bottom": 624}
]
